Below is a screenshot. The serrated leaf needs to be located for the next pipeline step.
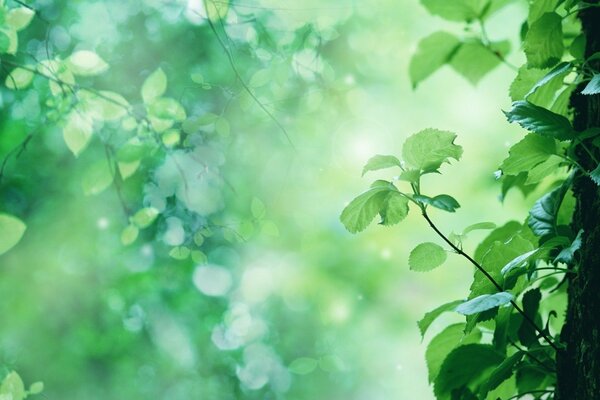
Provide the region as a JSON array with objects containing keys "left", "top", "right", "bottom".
[
  {"left": 450, "top": 40, "right": 510, "bottom": 85},
  {"left": 6, "top": 7, "right": 34, "bottom": 31},
  {"left": 500, "top": 134, "right": 557, "bottom": 176},
  {"left": 426, "top": 323, "right": 481, "bottom": 384},
  {"left": 414, "top": 194, "right": 460, "bottom": 212},
  {"left": 462, "top": 222, "right": 496, "bottom": 235},
  {"left": 340, "top": 184, "right": 393, "bottom": 233},
  {"left": 361, "top": 155, "right": 402, "bottom": 176},
  {"left": 420, "top": 0, "right": 488, "bottom": 21},
  {"left": 62, "top": 112, "right": 93, "bottom": 157},
  {"left": 379, "top": 191, "right": 409, "bottom": 226},
  {"left": 288, "top": 357, "right": 318, "bottom": 375},
  {"left": 510, "top": 66, "right": 564, "bottom": 108},
  {"left": 409, "top": 242, "right": 447, "bottom": 272},
  {"left": 524, "top": 12, "right": 563, "bottom": 68},
  {"left": 402, "top": 129, "right": 462, "bottom": 171},
  {"left": 418, "top": 300, "right": 464, "bottom": 338},
  {"left": 524, "top": 61, "right": 572, "bottom": 99},
  {"left": 0, "top": 214, "right": 27, "bottom": 256},
  {"left": 504, "top": 100, "right": 575, "bottom": 140},
  {"left": 582, "top": 74, "right": 600, "bottom": 95},
  {"left": 5, "top": 67, "right": 33, "bottom": 90},
  {"left": 131, "top": 207, "right": 159, "bottom": 229},
  {"left": 409, "top": 31, "right": 460, "bottom": 87},
  {"left": 479, "top": 351, "right": 524, "bottom": 397},
  {"left": 456, "top": 292, "right": 513, "bottom": 315},
  {"left": 66, "top": 50, "right": 109, "bottom": 76},
  {"left": 434, "top": 344, "right": 504, "bottom": 398},
  {"left": 528, "top": 175, "right": 572, "bottom": 237},
  {"left": 142, "top": 68, "right": 167, "bottom": 103}
]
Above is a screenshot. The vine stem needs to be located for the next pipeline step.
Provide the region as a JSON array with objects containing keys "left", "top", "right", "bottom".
[{"left": 421, "top": 210, "right": 560, "bottom": 352}]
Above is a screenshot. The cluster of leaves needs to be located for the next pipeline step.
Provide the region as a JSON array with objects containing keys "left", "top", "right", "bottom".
[
  {"left": 342, "top": 0, "right": 600, "bottom": 398},
  {"left": 0, "top": 371, "right": 42, "bottom": 400}
]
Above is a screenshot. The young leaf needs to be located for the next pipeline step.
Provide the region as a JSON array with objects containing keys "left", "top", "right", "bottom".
[
  {"left": 29, "top": 381, "right": 44, "bottom": 394},
  {"left": 582, "top": 74, "right": 600, "bottom": 95},
  {"left": 0, "top": 371, "right": 25, "bottom": 400},
  {"left": 418, "top": 300, "right": 464, "bottom": 338},
  {"left": 121, "top": 224, "right": 139, "bottom": 246},
  {"left": 141, "top": 68, "right": 167, "bottom": 103},
  {"left": 6, "top": 7, "right": 35, "bottom": 31},
  {"left": 528, "top": 176, "right": 572, "bottom": 237},
  {"left": 455, "top": 292, "right": 513, "bottom": 315},
  {"left": 62, "top": 112, "right": 93, "bottom": 157},
  {"left": 340, "top": 185, "right": 391, "bottom": 233},
  {"left": 0, "top": 214, "right": 27, "bottom": 256},
  {"left": 425, "top": 323, "right": 481, "bottom": 384},
  {"left": 131, "top": 207, "right": 159, "bottom": 229},
  {"left": 379, "top": 191, "right": 410, "bottom": 226},
  {"left": 409, "top": 242, "right": 447, "bottom": 272},
  {"left": 420, "top": 0, "right": 487, "bottom": 22},
  {"left": 414, "top": 194, "right": 461, "bottom": 212},
  {"left": 288, "top": 357, "right": 318, "bottom": 375},
  {"left": 504, "top": 100, "right": 575, "bottom": 140},
  {"left": 523, "top": 12, "right": 564, "bottom": 68},
  {"left": 402, "top": 129, "right": 462, "bottom": 171},
  {"left": 5, "top": 67, "right": 33, "bottom": 90},
  {"left": 409, "top": 31, "right": 460, "bottom": 87},
  {"left": 462, "top": 222, "right": 496, "bottom": 235},
  {"left": 434, "top": 344, "right": 504, "bottom": 398},
  {"left": 479, "top": 351, "right": 525, "bottom": 397},
  {"left": 450, "top": 40, "right": 510, "bottom": 85},
  {"left": 66, "top": 50, "right": 109, "bottom": 76},
  {"left": 361, "top": 155, "right": 402, "bottom": 176}
]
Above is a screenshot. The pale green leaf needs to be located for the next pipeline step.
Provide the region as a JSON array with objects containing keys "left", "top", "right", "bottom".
[
  {"left": 251, "top": 197, "right": 266, "bottom": 219},
  {"left": 66, "top": 50, "right": 109, "bottom": 76},
  {"left": 450, "top": 40, "right": 510, "bottom": 85},
  {"left": 414, "top": 194, "right": 460, "bottom": 212},
  {"left": 409, "top": 31, "right": 460, "bottom": 87},
  {"left": 121, "top": 224, "right": 139, "bottom": 246},
  {"left": 361, "top": 155, "right": 402, "bottom": 176},
  {"left": 62, "top": 112, "right": 93, "bottom": 157},
  {"left": 462, "top": 222, "right": 496, "bottom": 235},
  {"left": 402, "top": 129, "right": 462, "bottom": 171},
  {"left": 0, "top": 371, "right": 25, "bottom": 400},
  {"left": 420, "top": 0, "right": 488, "bottom": 21},
  {"left": 0, "top": 214, "right": 27, "bottom": 256},
  {"left": 28, "top": 381, "right": 44, "bottom": 395},
  {"left": 142, "top": 68, "right": 167, "bottom": 103},
  {"left": 131, "top": 207, "right": 159, "bottom": 229},
  {"left": 340, "top": 185, "right": 391, "bottom": 233},
  {"left": 379, "top": 191, "right": 409, "bottom": 226},
  {"left": 6, "top": 7, "right": 34, "bottom": 31},
  {"left": 5, "top": 67, "right": 33, "bottom": 90},
  {"left": 456, "top": 292, "right": 513, "bottom": 315},
  {"left": 81, "top": 161, "right": 114, "bottom": 196},
  {"left": 289, "top": 357, "right": 318, "bottom": 375},
  {"left": 409, "top": 242, "right": 447, "bottom": 272},
  {"left": 148, "top": 97, "right": 186, "bottom": 121},
  {"left": 169, "top": 246, "right": 190, "bottom": 260}
]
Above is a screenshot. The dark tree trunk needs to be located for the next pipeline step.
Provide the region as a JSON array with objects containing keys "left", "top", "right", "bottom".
[{"left": 556, "top": 4, "right": 600, "bottom": 399}]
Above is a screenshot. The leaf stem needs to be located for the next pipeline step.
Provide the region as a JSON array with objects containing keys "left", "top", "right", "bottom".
[{"left": 421, "top": 210, "right": 560, "bottom": 352}]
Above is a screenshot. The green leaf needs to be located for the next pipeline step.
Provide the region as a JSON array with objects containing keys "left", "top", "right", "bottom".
[
  {"left": 524, "top": 155, "right": 564, "bottom": 185},
  {"left": 402, "top": 129, "right": 462, "bottom": 171},
  {"left": 0, "top": 371, "right": 25, "bottom": 400},
  {"left": 523, "top": 12, "right": 564, "bottom": 68},
  {"left": 524, "top": 61, "right": 572, "bottom": 100},
  {"left": 62, "top": 112, "right": 93, "bottom": 157},
  {"left": 0, "top": 214, "right": 27, "bottom": 256},
  {"left": 462, "top": 222, "right": 496, "bottom": 235},
  {"left": 205, "top": 0, "right": 229, "bottom": 21},
  {"left": 409, "top": 242, "right": 447, "bottom": 272},
  {"left": 121, "top": 224, "right": 139, "bottom": 246},
  {"left": 420, "top": 0, "right": 488, "bottom": 22},
  {"left": 479, "top": 351, "right": 524, "bottom": 397},
  {"left": 82, "top": 161, "right": 114, "bottom": 196},
  {"left": 251, "top": 197, "right": 266, "bottom": 219},
  {"left": 554, "top": 229, "right": 583, "bottom": 264},
  {"left": 379, "top": 191, "right": 410, "bottom": 226},
  {"left": 414, "top": 194, "right": 461, "bottom": 212},
  {"left": 501, "top": 249, "right": 540, "bottom": 275},
  {"left": 131, "top": 207, "right": 159, "bottom": 229},
  {"left": 361, "top": 155, "right": 402, "bottom": 176},
  {"left": 148, "top": 97, "right": 186, "bottom": 121},
  {"left": 434, "top": 344, "right": 504, "bottom": 398},
  {"left": 504, "top": 100, "right": 575, "bottom": 140},
  {"left": 398, "top": 169, "right": 421, "bottom": 183},
  {"left": 418, "top": 300, "right": 464, "bottom": 338},
  {"left": 142, "top": 68, "right": 167, "bottom": 103},
  {"left": 409, "top": 31, "right": 460, "bottom": 87},
  {"left": 340, "top": 184, "right": 393, "bottom": 233},
  {"left": 455, "top": 292, "right": 513, "bottom": 315},
  {"left": 510, "top": 65, "right": 566, "bottom": 108},
  {"left": 474, "top": 221, "right": 523, "bottom": 262},
  {"left": 28, "top": 381, "right": 44, "bottom": 395},
  {"left": 500, "top": 134, "right": 557, "bottom": 176},
  {"left": 81, "top": 90, "right": 130, "bottom": 121},
  {"left": 66, "top": 50, "right": 109, "bottom": 76},
  {"left": 426, "top": 323, "right": 481, "bottom": 384},
  {"left": 169, "top": 246, "right": 190, "bottom": 260},
  {"left": 528, "top": 0, "right": 561, "bottom": 25},
  {"left": 5, "top": 7, "right": 34, "bottom": 31},
  {"left": 0, "top": 30, "right": 10, "bottom": 53},
  {"left": 249, "top": 69, "right": 271, "bottom": 88},
  {"left": 528, "top": 175, "right": 572, "bottom": 237},
  {"left": 518, "top": 288, "right": 541, "bottom": 346},
  {"left": 582, "top": 74, "right": 600, "bottom": 95},
  {"left": 450, "top": 40, "right": 510, "bottom": 85},
  {"left": 5, "top": 67, "right": 33, "bottom": 90},
  {"left": 288, "top": 357, "right": 318, "bottom": 375}
]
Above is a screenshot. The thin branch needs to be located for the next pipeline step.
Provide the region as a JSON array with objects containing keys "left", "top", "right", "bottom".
[
  {"left": 0, "top": 133, "right": 34, "bottom": 184},
  {"left": 421, "top": 210, "right": 560, "bottom": 352}
]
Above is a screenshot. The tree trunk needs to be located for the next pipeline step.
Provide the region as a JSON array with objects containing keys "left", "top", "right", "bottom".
[{"left": 556, "top": 4, "right": 600, "bottom": 399}]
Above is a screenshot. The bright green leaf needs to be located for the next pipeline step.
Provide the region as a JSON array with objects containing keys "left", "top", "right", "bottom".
[
  {"left": 420, "top": 0, "right": 488, "bottom": 21},
  {"left": 462, "top": 222, "right": 496, "bottom": 235},
  {"left": 5, "top": 67, "right": 33, "bottom": 90},
  {"left": 379, "top": 191, "right": 409, "bottom": 226},
  {"left": 142, "top": 68, "right": 167, "bottom": 103},
  {"left": 6, "top": 7, "right": 34, "bottom": 31},
  {"left": 131, "top": 207, "right": 159, "bottom": 229},
  {"left": 340, "top": 185, "right": 392, "bottom": 233},
  {"left": 409, "top": 242, "right": 447, "bottom": 272},
  {"left": 450, "top": 40, "right": 510, "bottom": 85},
  {"left": 402, "top": 128, "right": 462, "bottom": 171},
  {"left": 66, "top": 50, "right": 109, "bottom": 76},
  {"left": 500, "top": 133, "right": 557, "bottom": 176},
  {"left": 28, "top": 381, "right": 44, "bottom": 395},
  {"left": 62, "top": 112, "right": 93, "bottom": 157},
  {"left": 524, "top": 12, "right": 564, "bottom": 68},
  {"left": 418, "top": 300, "right": 464, "bottom": 338},
  {"left": 414, "top": 194, "right": 461, "bottom": 212},
  {"left": 121, "top": 224, "right": 139, "bottom": 246},
  {"left": 0, "top": 371, "right": 25, "bottom": 400},
  {"left": 361, "top": 155, "right": 402, "bottom": 176},
  {"left": 409, "top": 31, "right": 460, "bottom": 87},
  {"left": 169, "top": 246, "right": 190, "bottom": 260},
  {"left": 0, "top": 214, "right": 27, "bottom": 256},
  {"left": 524, "top": 61, "right": 572, "bottom": 100}
]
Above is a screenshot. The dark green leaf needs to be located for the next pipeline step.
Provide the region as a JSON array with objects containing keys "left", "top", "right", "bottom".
[
  {"left": 455, "top": 292, "right": 513, "bottom": 315},
  {"left": 434, "top": 344, "right": 504, "bottom": 398},
  {"left": 504, "top": 100, "right": 575, "bottom": 140},
  {"left": 409, "top": 31, "right": 461, "bottom": 88},
  {"left": 402, "top": 129, "right": 463, "bottom": 171},
  {"left": 409, "top": 242, "right": 447, "bottom": 272},
  {"left": 518, "top": 288, "right": 542, "bottom": 347},
  {"left": 528, "top": 175, "right": 573, "bottom": 237},
  {"left": 554, "top": 229, "right": 583, "bottom": 264},
  {"left": 582, "top": 74, "right": 600, "bottom": 95},
  {"left": 523, "top": 12, "right": 564, "bottom": 68},
  {"left": 418, "top": 300, "right": 464, "bottom": 338},
  {"left": 414, "top": 194, "right": 461, "bottom": 212},
  {"left": 479, "top": 351, "right": 525, "bottom": 397},
  {"left": 361, "top": 155, "right": 402, "bottom": 176}
]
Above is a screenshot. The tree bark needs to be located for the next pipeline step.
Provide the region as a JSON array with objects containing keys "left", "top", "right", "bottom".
[{"left": 556, "top": 3, "right": 600, "bottom": 399}]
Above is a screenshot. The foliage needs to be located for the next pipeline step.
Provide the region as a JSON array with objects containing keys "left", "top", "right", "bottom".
[{"left": 341, "top": 0, "right": 599, "bottom": 398}]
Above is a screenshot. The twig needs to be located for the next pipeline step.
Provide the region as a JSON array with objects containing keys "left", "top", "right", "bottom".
[{"left": 0, "top": 133, "right": 33, "bottom": 184}]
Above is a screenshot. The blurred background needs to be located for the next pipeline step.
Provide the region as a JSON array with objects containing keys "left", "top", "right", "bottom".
[{"left": 0, "top": 0, "right": 542, "bottom": 398}]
